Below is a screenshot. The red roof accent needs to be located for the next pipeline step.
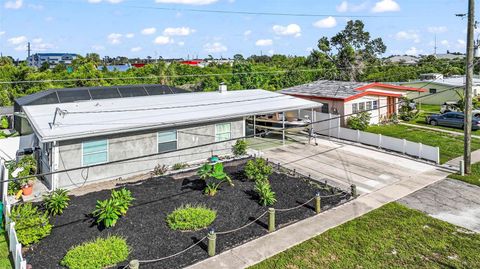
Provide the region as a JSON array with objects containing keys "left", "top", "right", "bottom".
[
  {"left": 131, "top": 63, "right": 146, "bottom": 68},
  {"left": 344, "top": 91, "right": 403, "bottom": 102},
  {"left": 356, "top": 82, "right": 426, "bottom": 92},
  {"left": 180, "top": 60, "right": 203, "bottom": 66}
]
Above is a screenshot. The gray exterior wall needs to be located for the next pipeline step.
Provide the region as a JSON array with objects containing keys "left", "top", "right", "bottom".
[{"left": 48, "top": 119, "right": 244, "bottom": 189}]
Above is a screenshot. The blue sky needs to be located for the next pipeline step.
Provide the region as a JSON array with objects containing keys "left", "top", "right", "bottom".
[{"left": 0, "top": 0, "right": 474, "bottom": 60}]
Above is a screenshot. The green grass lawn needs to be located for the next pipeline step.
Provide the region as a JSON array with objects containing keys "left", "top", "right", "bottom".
[
  {"left": 250, "top": 203, "right": 480, "bottom": 269},
  {"left": 366, "top": 124, "right": 480, "bottom": 163},
  {"left": 449, "top": 162, "right": 480, "bottom": 187},
  {"left": 0, "top": 230, "right": 12, "bottom": 269}
]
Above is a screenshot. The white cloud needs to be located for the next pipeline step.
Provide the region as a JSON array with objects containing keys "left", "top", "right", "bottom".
[
  {"left": 125, "top": 33, "right": 135, "bottom": 38},
  {"left": 313, "top": 16, "right": 337, "bottom": 28},
  {"left": 87, "top": 0, "right": 124, "bottom": 4},
  {"left": 440, "top": 40, "right": 449, "bottom": 47},
  {"left": 154, "top": 36, "right": 173, "bottom": 45},
  {"left": 394, "top": 30, "right": 420, "bottom": 43},
  {"left": 336, "top": 1, "right": 367, "bottom": 12},
  {"left": 141, "top": 27, "right": 157, "bottom": 35},
  {"left": 255, "top": 39, "right": 273, "bottom": 46},
  {"left": 8, "top": 36, "right": 27, "bottom": 45},
  {"left": 92, "top": 45, "right": 106, "bottom": 51},
  {"left": 267, "top": 49, "right": 275, "bottom": 55},
  {"left": 177, "top": 41, "right": 185, "bottom": 46},
  {"left": 0, "top": 31, "right": 5, "bottom": 37},
  {"left": 427, "top": 26, "right": 448, "bottom": 34},
  {"left": 107, "top": 33, "right": 123, "bottom": 44},
  {"left": 372, "top": 0, "right": 400, "bottom": 13},
  {"left": 244, "top": 30, "right": 252, "bottom": 36},
  {"left": 131, "top": 47, "right": 142, "bottom": 52},
  {"left": 405, "top": 47, "right": 422, "bottom": 55},
  {"left": 4, "top": 0, "right": 23, "bottom": 9},
  {"left": 155, "top": 0, "right": 218, "bottom": 5},
  {"left": 272, "top": 24, "right": 301, "bottom": 37},
  {"left": 32, "top": 38, "right": 43, "bottom": 44},
  {"left": 203, "top": 42, "right": 227, "bottom": 53},
  {"left": 163, "top": 27, "right": 195, "bottom": 36}
]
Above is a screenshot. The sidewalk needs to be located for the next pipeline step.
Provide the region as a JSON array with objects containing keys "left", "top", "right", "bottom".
[
  {"left": 186, "top": 168, "right": 449, "bottom": 269},
  {"left": 399, "top": 122, "right": 480, "bottom": 139},
  {"left": 445, "top": 149, "right": 480, "bottom": 167}
]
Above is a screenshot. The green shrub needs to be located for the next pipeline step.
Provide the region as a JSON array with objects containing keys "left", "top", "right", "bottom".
[
  {"left": 172, "top": 163, "right": 188, "bottom": 170},
  {"left": 232, "top": 140, "right": 248, "bottom": 156},
  {"left": 347, "top": 112, "right": 371, "bottom": 131},
  {"left": 197, "top": 163, "right": 234, "bottom": 196},
  {"left": 43, "top": 189, "right": 70, "bottom": 215},
  {"left": 0, "top": 116, "right": 8, "bottom": 129},
  {"left": 10, "top": 203, "right": 52, "bottom": 246},
  {"left": 254, "top": 181, "right": 277, "bottom": 206},
  {"left": 166, "top": 204, "right": 216, "bottom": 231},
  {"left": 244, "top": 158, "right": 273, "bottom": 183},
  {"left": 92, "top": 199, "right": 121, "bottom": 228},
  {"left": 61, "top": 236, "right": 129, "bottom": 269},
  {"left": 111, "top": 188, "right": 134, "bottom": 216}
]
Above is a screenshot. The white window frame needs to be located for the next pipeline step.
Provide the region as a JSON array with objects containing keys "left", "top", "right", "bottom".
[
  {"left": 81, "top": 139, "right": 109, "bottom": 166},
  {"left": 359, "top": 102, "right": 366, "bottom": 112},
  {"left": 157, "top": 130, "right": 178, "bottom": 153},
  {"left": 373, "top": 100, "right": 379, "bottom": 109},
  {"left": 366, "top": 101, "right": 373, "bottom": 111},
  {"left": 215, "top": 122, "right": 232, "bottom": 142},
  {"left": 352, "top": 103, "right": 359, "bottom": 114}
]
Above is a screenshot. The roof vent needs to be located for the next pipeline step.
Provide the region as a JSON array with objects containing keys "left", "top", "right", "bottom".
[{"left": 219, "top": 83, "right": 227, "bottom": 94}]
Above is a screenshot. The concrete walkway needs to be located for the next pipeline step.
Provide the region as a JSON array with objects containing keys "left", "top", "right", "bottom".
[
  {"left": 399, "top": 179, "right": 480, "bottom": 233},
  {"left": 445, "top": 149, "right": 480, "bottom": 168},
  {"left": 186, "top": 143, "right": 450, "bottom": 269},
  {"left": 399, "top": 122, "right": 480, "bottom": 139}
]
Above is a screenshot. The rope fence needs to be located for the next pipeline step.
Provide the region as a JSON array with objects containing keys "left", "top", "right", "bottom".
[{"left": 125, "top": 161, "right": 356, "bottom": 268}]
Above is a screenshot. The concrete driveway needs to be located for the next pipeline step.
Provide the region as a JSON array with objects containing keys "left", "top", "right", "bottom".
[
  {"left": 263, "top": 137, "right": 446, "bottom": 194},
  {"left": 399, "top": 179, "right": 480, "bottom": 233}
]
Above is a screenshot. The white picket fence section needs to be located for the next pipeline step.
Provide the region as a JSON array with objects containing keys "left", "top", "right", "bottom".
[
  {"left": 1, "top": 160, "right": 27, "bottom": 269},
  {"left": 299, "top": 111, "right": 440, "bottom": 164}
]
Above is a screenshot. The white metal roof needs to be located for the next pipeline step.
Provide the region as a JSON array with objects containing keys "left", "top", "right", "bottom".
[{"left": 23, "top": 89, "right": 321, "bottom": 142}]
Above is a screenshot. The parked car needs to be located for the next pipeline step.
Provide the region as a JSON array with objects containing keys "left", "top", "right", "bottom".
[
  {"left": 426, "top": 112, "right": 480, "bottom": 130},
  {"left": 440, "top": 101, "right": 480, "bottom": 117}
]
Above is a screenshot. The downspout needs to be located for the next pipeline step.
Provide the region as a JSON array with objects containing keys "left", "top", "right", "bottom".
[{"left": 51, "top": 141, "right": 59, "bottom": 191}]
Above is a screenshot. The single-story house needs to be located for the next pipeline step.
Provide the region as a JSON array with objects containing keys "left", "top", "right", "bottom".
[
  {"left": 401, "top": 74, "right": 480, "bottom": 105},
  {"left": 281, "top": 80, "right": 425, "bottom": 125},
  {"left": 14, "top": 84, "right": 189, "bottom": 135},
  {"left": 22, "top": 86, "right": 320, "bottom": 190}
]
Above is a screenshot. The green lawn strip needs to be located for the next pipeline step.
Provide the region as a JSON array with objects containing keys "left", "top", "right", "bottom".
[
  {"left": 250, "top": 203, "right": 480, "bottom": 269},
  {"left": 366, "top": 124, "right": 480, "bottom": 163},
  {"left": 448, "top": 162, "right": 480, "bottom": 187},
  {"left": 0, "top": 230, "right": 13, "bottom": 269}
]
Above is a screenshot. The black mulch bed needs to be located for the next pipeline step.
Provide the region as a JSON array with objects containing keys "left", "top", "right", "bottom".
[{"left": 25, "top": 159, "right": 351, "bottom": 269}]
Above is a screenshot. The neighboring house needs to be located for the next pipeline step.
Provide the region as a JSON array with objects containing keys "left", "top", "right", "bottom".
[
  {"left": 385, "top": 55, "right": 419, "bottom": 65},
  {"left": 97, "top": 64, "right": 133, "bottom": 72},
  {"left": 27, "top": 53, "right": 78, "bottom": 68},
  {"left": 401, "top": 74, "right": 480, "bottom": 105},
  {"left": 281, "top": 80, "right": 425, "bottom": 125},
  {"left": 22, "top": 87, "right": 319, "bottom": 190},
  {"left": 14, "top": 84, "right": 189, "bottom": 135}
]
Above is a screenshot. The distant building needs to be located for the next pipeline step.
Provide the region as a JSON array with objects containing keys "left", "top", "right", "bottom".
[
  {"left": 97, "top": 64, "right": 132, "bottom": 72},
  {"left": 385, "top": 55, "right": 419, "bottom": 65},
  {"left": 27, "top": 53, "right": 78, "bottom": 69},
  {"left": 434, "top": 53, "right": 465, "bottom": 60}
]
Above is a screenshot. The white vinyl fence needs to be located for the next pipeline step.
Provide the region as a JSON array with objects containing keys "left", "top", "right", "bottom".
[
  {"left": 301, "top": 111, "right": 440, "bottom": 164},
  {"left": 1, "top": 160, "right": 27, "bottom": 269}
]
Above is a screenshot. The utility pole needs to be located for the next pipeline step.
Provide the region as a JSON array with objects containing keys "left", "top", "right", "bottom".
[
  {"left": 464, "top": 0, "right": 475, "bottom": 174},
  {"left": 27, "top": 42, "right": 31, "bottom": 58}
]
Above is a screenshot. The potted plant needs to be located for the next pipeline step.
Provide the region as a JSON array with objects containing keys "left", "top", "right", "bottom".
[{"left": 20, "top": 179, "right": 34, "bottom": 196}]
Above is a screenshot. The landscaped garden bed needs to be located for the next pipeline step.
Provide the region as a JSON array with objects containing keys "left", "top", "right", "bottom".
[{"left": 24, "top": 158, "right": 351, "bottom": 269}]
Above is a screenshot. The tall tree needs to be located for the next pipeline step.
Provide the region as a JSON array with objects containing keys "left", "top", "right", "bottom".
[{"left": 310, "top": 20, "right": 386, "bottom": 81}]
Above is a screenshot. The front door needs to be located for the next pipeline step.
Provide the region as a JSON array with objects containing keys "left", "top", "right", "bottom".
[{"left": 387, "top": 97, "right": 396, "bottom": 117}]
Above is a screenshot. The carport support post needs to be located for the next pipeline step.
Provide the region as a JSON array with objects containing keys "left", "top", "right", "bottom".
[
  {"left": 282, "top": 112, "right": 286, "bottom": 145},
  {"left": 129, "top": 260, "right": 140, "bottom": 269},
  {"left": 268, "top": 208, "right": 276, "bottom": 232},
  {"left": 207, "top": 229, "right": 216, "bottom": 257},
  {"left": 460, "top": 160, "right": 465, "bottom": 176},
  {"left": 315, "top": 193, "right": 321, "bottom": 214},
  {"left": 253, "top": 115, "right": 256, "bottom": 138}
]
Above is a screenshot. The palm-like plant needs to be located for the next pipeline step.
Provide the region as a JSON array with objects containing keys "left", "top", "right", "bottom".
[{"left": 197, "top": 163, "right": 234, "bottom": 196}]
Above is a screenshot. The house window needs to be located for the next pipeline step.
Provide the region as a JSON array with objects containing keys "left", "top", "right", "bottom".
[
  {"left": 373, "top": 101, "right": 378, "bottom": 109},
  {"left": 366, "top": 101, "right": 373, "bottom": 111},
  {"left": 215, "top": 123, "right": 231, "bottom": 142},
  {"left": 158, "top": 130, "right": 177, "bottom": 153},
  {"left": 82, "top": 139, "right": 108, "bottom": 165},
  {"left": 321, "top": 103, "right": 329, "bottom": 114},
  {"left": 429, "top": 88, "right": 437, "bottom": 94},
  {"left": 352, "top": 103, "right": 358, "bottom": 114},
  {"left": 359, "top": 102, "right": 365, "bottom": 112}
]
